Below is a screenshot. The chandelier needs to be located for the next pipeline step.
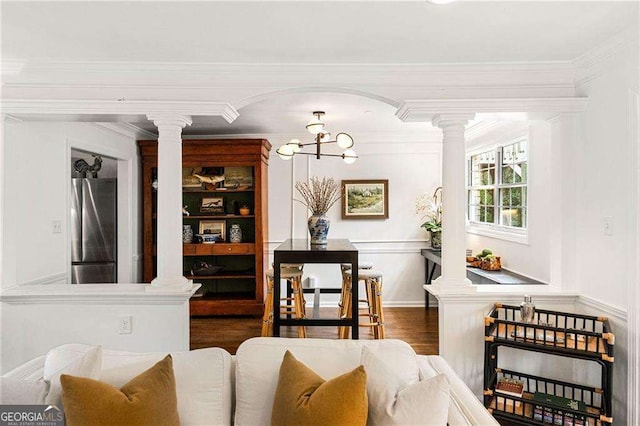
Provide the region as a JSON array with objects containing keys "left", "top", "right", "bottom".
[{"left": 276, "top": 111, "right": 358, "bottom": 163}]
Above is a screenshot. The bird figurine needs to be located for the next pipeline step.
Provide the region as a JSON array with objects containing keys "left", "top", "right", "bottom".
[
  {"left": 182, "top": 205, "right": 190, "bottom": 216},
  {"left": 192, "top": 173, "right": 225, "bottom": 185}
]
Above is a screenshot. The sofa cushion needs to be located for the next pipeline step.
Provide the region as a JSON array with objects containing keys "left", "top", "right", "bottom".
[
  {"left": 271, "top": 351, "right": 368, "bottom": 426},
  {"left": 0, "top": 377, "right": 49, "bottom": 404},
  {"left": 99, "top": 346, "right": 233, "bottom": 426},
  {"left": 362, "top": 347, "right": 449, "bottom": 425},
  {"left": 43, "top": 344, "right": 102, "bottom": 406},
  {"left": 61, "top": 355, "right": 179, "bottom": 426},
  {"left": 417, "top": 355, "right": 499, "bottom": 426},
  {"left": 234, "top": 337, "right": 419, "bottom": 426}
]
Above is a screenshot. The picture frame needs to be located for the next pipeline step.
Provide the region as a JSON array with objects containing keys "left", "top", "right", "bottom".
[
  {"left": 341, "top": 179, "right": 389, "bottom": 220},
  {"left": 198, "top": 220, "right": 226, "bottom": 242},
  {"left": 200, "top": 197, "right": 224, "bottom": 214},
  {"left": 182, "top": 167, "right": 203, "bottom": 188},
  {"left": 224, "top": 166, "right": 253, "bottom": 189}
]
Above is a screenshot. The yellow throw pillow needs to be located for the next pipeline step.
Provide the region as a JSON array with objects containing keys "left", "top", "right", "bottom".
[
  {"left": 61, "top": 355, "right": 180, "bottom": 426},
  {"left": 271, "top": 350, "right": 368, "bottom": 426}
]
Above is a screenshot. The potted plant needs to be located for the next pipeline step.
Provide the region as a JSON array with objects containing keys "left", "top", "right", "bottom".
[
  {"left": 295, "top": 177, "right": 341, "bottom": 245},
  {"left": 416, "top": 187, "right": 442, "bottom": 249}
]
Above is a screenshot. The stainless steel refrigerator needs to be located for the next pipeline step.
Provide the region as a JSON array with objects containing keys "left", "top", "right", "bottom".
[{"left": 71, "top": 178, "right": 117, "bottom": 283}]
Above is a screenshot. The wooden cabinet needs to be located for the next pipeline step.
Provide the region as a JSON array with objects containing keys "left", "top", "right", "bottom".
[
  {"left": 138, "top": 139, "right": 271, "bottom": 316},
  {"left": 484, "top": 304, "right": 614, "bottom": 425}
]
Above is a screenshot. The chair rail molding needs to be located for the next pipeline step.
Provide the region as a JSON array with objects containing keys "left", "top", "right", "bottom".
[{"left": 0, "top": 284, "right": 197, "bottom": 305}]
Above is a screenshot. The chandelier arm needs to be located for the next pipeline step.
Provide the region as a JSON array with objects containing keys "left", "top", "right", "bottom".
[
  {"left": 296, "top": 140, "right": 338, "bottom": 147},
  {"left": 294, "top": 152, "right": 346, "bottom": 158}
]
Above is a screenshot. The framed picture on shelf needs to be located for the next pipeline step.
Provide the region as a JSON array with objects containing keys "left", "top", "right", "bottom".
[
  {"left": 182, "top": 167, "right": 203, "bottom": 188},
  {"left": 198, "top": 220, "right": 226, "bottom": 242},
  {"left": 200, "top": 197, "right": 224, "bottom": 214},
  {"left": 224, "top": 166, "right": 253, "bottom": 189},
  {"left": 341, "top": 179, "right": 389, "bottom": 220}
]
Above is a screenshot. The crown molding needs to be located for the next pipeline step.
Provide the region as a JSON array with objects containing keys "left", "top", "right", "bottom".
[
  {"left": 465, "top": 121, "right": 504, "bottom": 141},
  {"left": 0, "top": 61, "right": 25, "bottom": 76},
  {"left": 1, "top": 113, "right": 22, "bottom": 123},
  {"left": 396, "top": 97, "right": 588, "bottom": 122},
  {"left": 573, "top": 27, "right": 639, "bottom": 87},
  {"left": 466, "top": 122, "right": 530, "bottom": 154},
  {"left": 3, "top": 61, "right": 576, "bottom": 98},
  {"left": 0, "top": 99, "right": 239, "bottom": 123},
  {"left": 92, "top": 122, "right": 157, "bottom": 140}
]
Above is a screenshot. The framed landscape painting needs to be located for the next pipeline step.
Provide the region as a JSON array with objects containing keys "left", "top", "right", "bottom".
[{"left": 341, "top": 180, "right": 389, "bottom": 219}]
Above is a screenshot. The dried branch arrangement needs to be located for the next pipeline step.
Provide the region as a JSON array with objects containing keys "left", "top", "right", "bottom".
[{"left": 295, "top": 176, "right": 341, "bottom": 215}]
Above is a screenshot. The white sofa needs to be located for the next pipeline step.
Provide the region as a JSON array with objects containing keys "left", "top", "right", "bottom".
[{"left": 2, "top": 337, "right": 498, "bottom": 425}]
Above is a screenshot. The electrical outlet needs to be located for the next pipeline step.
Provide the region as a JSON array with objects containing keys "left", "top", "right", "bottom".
[
  {"left": 52, "top": 220, "right": 62, "bottom": 233},
  {"left": 603, "top": 217, "right": 614, "bottom": 236},
  {"left": 118, "top": 316, "right": 132, "bottom": 334}
]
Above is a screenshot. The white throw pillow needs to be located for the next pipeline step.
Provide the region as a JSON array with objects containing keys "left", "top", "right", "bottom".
[
  {"left": 0, "top": 377, "right": 50, "bottom": 404},
  {"left": 362, "top": 346, "right": 450, "bottom": 426},
  {"left": 99, "top": 347, "right": 233, "bottom": 426},
  {"left": 43, "top": 344, "right": 102, "bottom": 406}
]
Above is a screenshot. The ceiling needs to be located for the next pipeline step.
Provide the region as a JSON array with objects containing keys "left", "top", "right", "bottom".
[
  {"left": 2, "top": 1, "right": 637, "bottom": 138},
  {"left": 2, "top": 1, "right": 636, "bottom": 64}
]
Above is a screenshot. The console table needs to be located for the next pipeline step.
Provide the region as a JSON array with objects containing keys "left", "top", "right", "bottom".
[
  {"left": 273, "top": 239, "right": 359, "bottom": 338},
  {"left": 422, "top": 248, "right": 544, "bottom": 308}
]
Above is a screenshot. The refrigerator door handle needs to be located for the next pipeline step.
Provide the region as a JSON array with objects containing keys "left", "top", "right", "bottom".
[{"left": 71, "top": 179, "right": 83, "bottom": 262}]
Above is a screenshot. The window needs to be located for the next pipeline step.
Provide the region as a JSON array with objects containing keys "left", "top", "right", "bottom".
[{"left": 467, "top": 139, "right": 527, "bottom": 230}]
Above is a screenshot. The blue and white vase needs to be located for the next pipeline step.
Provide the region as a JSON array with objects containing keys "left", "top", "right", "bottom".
[
  {"left": 308, "top": 214, "right": 330, "bottom": 245},
  {"left": 182, "top": 225, "right": 193, "bottom": 243},
  {"left": 229, "top": 224, "right": 242, "bottom": 243}
]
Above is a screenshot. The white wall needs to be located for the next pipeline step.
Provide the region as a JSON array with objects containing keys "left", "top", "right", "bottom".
[
  {"left": 574, "top": 40, "right": 639, "bottom": 310},
  {"left": 0, "top": 285, "right": 192, "bottom": 373},
  {"left": 268, "top": 132, "right": 442, "bottom": 306},
  {"left": 465, "top": 121, "right": 552, "bottom": 283},
  {"left": 1, "top": 122, "right": 140, "bottom": 287}
]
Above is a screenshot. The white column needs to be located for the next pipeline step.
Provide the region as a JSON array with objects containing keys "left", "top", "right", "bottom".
[
  {"left": 432, "top": 114, "right": 475, "bottom": 289},
  {"left": 548, "top": 113, "right": 578, "bottom": 290},
  {"left": 0, "top": 115, "right": 6, "bottom": 286},
  {"left": 147, "top": 114, "right": 193, "bottom": 292}
]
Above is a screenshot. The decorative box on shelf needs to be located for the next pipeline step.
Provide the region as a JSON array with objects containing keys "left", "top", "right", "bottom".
[{"left": 483, "top": 304, "right": 614, "bottom": 426}]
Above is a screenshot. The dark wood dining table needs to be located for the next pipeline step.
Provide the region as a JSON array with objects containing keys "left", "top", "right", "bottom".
[{"left": 272, "top": 238, "right": 359, "bottom": 338}]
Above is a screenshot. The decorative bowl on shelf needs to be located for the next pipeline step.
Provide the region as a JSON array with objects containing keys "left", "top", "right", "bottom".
[
  {"left": 480, "top": 256, "right": 501, "bottom": 271},
  {"left": 191, "top": 260, "right": 223, "bottom": 276}
]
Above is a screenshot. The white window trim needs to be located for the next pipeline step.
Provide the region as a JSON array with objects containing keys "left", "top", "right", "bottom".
[
  {"left": 466, "top": 131, "right": 529, "bottom": 243},
  {"left": 466, "top": 222, "right": 529, "bottom": 245}
]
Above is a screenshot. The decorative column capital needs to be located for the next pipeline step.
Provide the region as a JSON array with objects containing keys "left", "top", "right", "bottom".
[
  {"left": 432, "top": 113, "right": 475, "bottom": 129},
  {"left": 146, "top": 114, "right": 192, "bottom": 129}
]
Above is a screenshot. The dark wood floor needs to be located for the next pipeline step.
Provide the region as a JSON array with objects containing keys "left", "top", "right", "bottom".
[{"left": 190, "top": 306, "right": 439, "bottom": 355}]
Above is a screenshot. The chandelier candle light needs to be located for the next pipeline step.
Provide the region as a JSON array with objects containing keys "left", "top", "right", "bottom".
[{"left": 276, "top": 111, "right": 358, "bottom": 163}]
